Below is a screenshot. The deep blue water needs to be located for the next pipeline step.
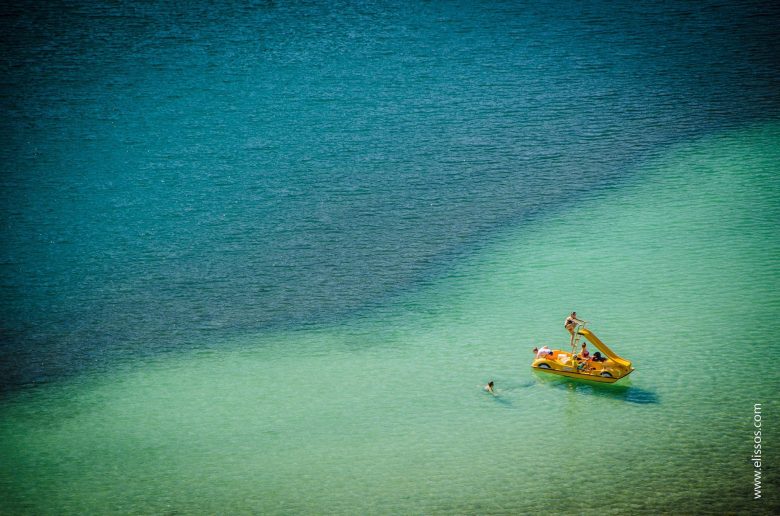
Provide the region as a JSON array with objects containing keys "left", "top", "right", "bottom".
[{"left": 1, "top": 0, "right": 779, "bottom": 391}]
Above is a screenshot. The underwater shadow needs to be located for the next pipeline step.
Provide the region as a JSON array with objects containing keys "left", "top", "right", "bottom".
[
  {"left": 533, "top": 372, "right": 659, "bottom": 404},
  {"left": 491, "top": 395, "right": 513, "bottom": 407}
]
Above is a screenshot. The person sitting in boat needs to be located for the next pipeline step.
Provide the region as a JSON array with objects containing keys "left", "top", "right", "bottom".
[
  {"left": 574, "top": 356, "right": 587, "bottom": 371},
  {"left": 564, "top": 312, "right": 584, "bottom": 347},
  {"left": 580, "top": 342, "right": 590, "bottom": 360},
  {"left": 592, "top": 351, "right": 606, "bottom": 362},
  {"left": 534, "top": 346, "right": 553, "bottom": 359}
]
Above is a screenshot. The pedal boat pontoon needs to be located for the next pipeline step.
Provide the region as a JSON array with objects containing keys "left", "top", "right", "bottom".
[{"left": 531, "top": 325, "right": 634, "bottom": 383}]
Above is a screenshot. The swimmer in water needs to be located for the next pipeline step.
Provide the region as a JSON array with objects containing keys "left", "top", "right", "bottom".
[{"left": 484, "top": 381, "right": 495, "bottom": 394}]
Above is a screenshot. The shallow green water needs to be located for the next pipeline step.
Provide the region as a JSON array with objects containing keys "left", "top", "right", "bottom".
[{"left": 1, "top": 123, "right": 778, "bottom": 514}]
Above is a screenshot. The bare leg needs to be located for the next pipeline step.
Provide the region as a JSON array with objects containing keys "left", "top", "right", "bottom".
[{"left": 566, "top": 326, "right": 576, "bottom": 350}]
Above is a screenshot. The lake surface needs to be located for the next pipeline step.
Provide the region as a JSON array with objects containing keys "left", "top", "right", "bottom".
[{"left": 1, "top": 1, "right": 779, "bottom": 514}]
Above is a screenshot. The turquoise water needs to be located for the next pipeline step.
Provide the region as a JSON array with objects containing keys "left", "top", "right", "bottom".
[
  {"left": 2, "top": 124, "right": 778, "bottom": 514},
  {"left": 1, "top": 1, "right": 780, "bottom": 514}
]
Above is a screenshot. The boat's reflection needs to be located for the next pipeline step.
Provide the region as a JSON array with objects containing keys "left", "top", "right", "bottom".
[{"left": 532, "top": 371, "right": 659, "bottom": 404}]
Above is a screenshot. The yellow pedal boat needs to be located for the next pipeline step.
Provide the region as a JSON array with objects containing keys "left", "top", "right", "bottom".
[{"left": 531, "top": 326, "right": 634, "bottom": 383}]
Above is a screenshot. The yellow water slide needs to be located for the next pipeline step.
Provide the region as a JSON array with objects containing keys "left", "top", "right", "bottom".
[{"left": 577, "top": 328, "right": 632, "bottom": 369}]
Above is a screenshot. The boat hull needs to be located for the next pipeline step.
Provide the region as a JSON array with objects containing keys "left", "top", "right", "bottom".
[{"left": 532, "top": 365, "right": 626, "bottom": 383}]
